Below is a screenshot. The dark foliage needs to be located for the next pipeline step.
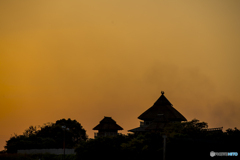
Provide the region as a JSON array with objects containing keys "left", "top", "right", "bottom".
[
  {"left": 0, "top": 153, "right": 76, "bottom": 160},
  {"left": 75, "top": 119, "right": 240, "bottom": 160},
  {"left": 4, "top": 118, "right": 87, "bottom": 153},
  {"left": 3, "top": 118, "right": 240, "bottom": 160}
]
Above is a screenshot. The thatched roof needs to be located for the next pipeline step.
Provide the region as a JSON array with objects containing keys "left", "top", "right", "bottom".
[
  {"left": 93, "top": 116, "right": 123, "bottom": 130},
  {"left": 138, "top": 91, "right": 187, "bottom": 121},
  {"left": 128, "top": 126, "right": 146, "bottom": 132}
]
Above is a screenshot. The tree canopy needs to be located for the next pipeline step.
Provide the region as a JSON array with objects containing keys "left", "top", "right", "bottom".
[
  {"left": 5, "top": 118, "right": 87, "bottom": 153},
  {"left": 3, "top": 118, "right": 240, "bottom": 160},
  {"left": 75, "top": 119, "right": 240, "bottom": 160}
]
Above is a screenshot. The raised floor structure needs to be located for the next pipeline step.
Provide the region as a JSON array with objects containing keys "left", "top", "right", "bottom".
[
  {"left": 93, "top": 116, "right": 123, "bottom": 138},
  {"left": 128, "top": 91, "right": 187, "bottom": 133}
]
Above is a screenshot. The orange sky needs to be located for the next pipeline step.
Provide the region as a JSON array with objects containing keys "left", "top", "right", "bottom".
[{"left": 1, "top": 0, "right": 240, "bottom": 150}]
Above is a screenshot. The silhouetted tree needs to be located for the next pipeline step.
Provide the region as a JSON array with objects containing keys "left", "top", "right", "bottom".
[
  {"left": 76, "top": 134, "right": 128, "bottom": 160},
  {"left": 23, "top": 126, "right": 38, "bottom": 137},
  {"left": 163, "top": 118, "right": 208, "bottom": 138},
  {"left": 75, "top": 119, "right": 240, "bottom": 160},
  {"left": 5, "top": 118, "right": 87, "bottom": 153},
  {"left": 225, "top": 127, "right": 240, "bottom": 136}
]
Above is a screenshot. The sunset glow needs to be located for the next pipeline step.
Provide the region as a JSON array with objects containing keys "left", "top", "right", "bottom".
[{"left": 1, "top": 0, "right": 240, "bottom": 150}]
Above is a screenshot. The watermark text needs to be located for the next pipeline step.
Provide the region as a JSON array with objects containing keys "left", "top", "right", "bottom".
[{"left": 210, "top": 151, "right": 238, "bottom": 157}]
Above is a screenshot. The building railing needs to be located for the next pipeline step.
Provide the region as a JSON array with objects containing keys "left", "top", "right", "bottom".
[
  {"left": 17, "top": 149, "right": 75, "bottom": 155},
  {"left": 202, "top": 127, "right": 223, "bottom": 132},
  {"left": 94, "top": 132, "right": 119, "bottom": 138}
]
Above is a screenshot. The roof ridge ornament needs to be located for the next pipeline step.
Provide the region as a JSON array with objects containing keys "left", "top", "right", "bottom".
[{"left": 161, "top": 91, "right": 164, "bottom": 95}]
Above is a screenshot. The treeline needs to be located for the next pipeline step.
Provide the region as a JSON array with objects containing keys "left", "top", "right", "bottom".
[
  {"left": 1, "top": 119, "right": 240, "bottom": 160},
  {"left": 4, "top": 118, "right": 87, "bottom": 153},
  {"left": 75, "top": 119, "right": 240, "bottom": 160}
]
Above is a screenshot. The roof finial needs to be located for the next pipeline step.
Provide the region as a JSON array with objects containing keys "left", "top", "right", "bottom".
[{"left": 161, "top": 91, "right": 164, "bottom": 95}]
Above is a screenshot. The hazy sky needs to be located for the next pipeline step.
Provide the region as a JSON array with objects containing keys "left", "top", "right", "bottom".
[{"left": 1, "top": 0, "right": 240, "bottom": 150}]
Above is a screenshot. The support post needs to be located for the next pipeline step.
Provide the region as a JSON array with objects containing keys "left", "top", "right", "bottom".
[
  {"left": 63, "top": 129, "right": 65, "bottom": 160},
  {"left": 162, "top": 135, "right": 167, "bottom": 160}
]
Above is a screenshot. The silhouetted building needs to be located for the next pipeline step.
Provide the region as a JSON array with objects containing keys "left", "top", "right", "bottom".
[
  {"left": 202, "top": 127, "right": 223, "bottom": 133},
  {"left": 93, "top": 116, "right": 123, "bottom": 138},
  {"left": 128, "top": 91, "right": 187, "bottom": 133}
]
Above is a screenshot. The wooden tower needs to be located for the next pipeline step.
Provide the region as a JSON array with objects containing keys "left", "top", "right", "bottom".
[
  {"left": 93, "top": 116, "right": 123, "bottom": 138},
  {"left": 128, "top": 91, "right": 187, "bottom": 133}
]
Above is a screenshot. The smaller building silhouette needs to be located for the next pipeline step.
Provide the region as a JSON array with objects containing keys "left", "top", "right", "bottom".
[{"left": 93, "top": 116, "right": 123, "bottom": 138}]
